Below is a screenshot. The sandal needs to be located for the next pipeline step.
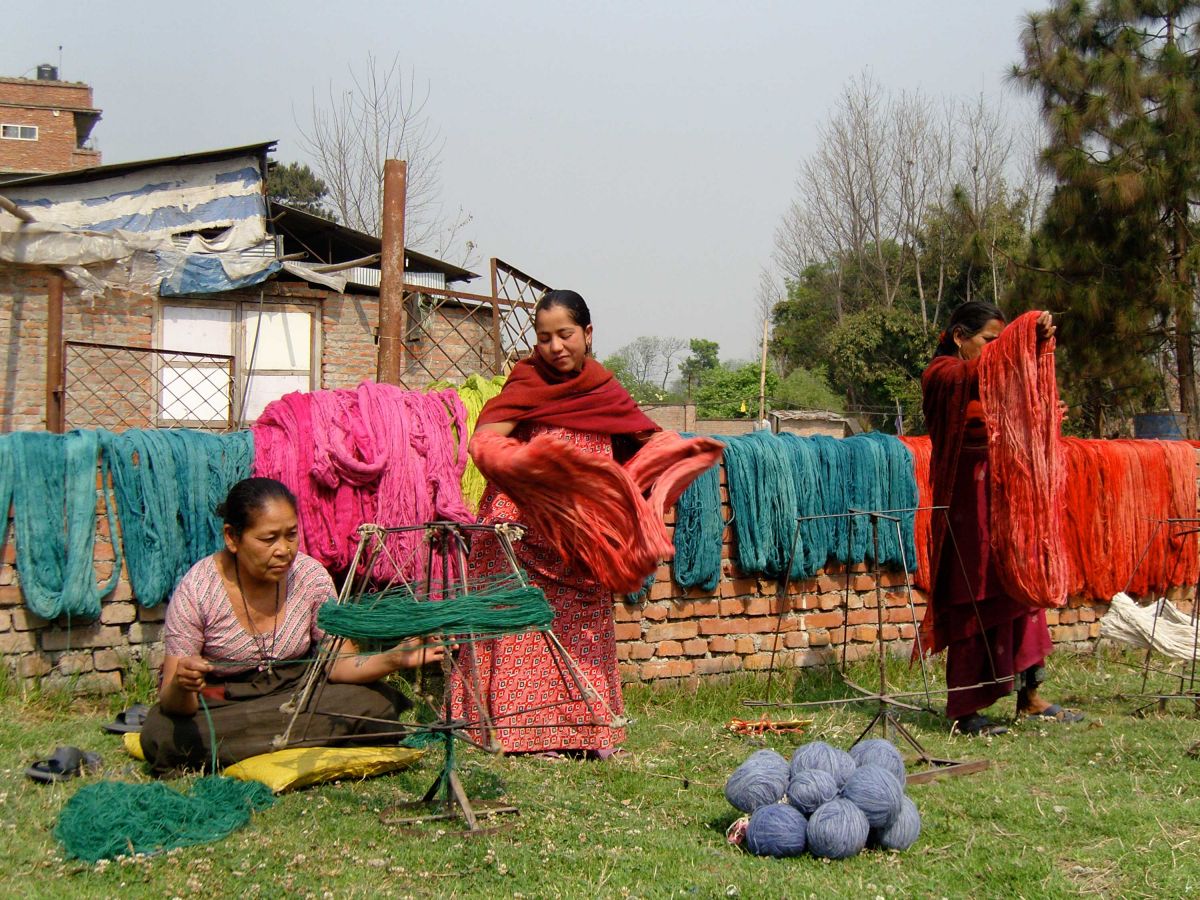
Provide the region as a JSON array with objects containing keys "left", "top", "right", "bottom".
[
  {"left": 1021, "top": 704, "right": 1084, "bottom": 723},
  {"left": 102, "top": 703, "right": 150, "bottom": 734},
  {"left": 953, "top": 714, "right": 1008, "bottom": 737},
  {"left": 25, "top": 746, "right": 102, "bottom": 783}
]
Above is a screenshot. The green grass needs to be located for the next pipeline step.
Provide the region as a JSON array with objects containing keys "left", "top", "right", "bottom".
[{"left": 1, "top": 648, "right": 1198, "bottom": 898}]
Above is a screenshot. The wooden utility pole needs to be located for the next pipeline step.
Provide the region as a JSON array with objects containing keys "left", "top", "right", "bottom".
[
  {"left": 46, "top": 271, "right": 65, "bottom": 433},
  {"left": 376, "top": 159, "right": 408, "bottom": 384},
  {"left": 757, "top": 317, "right": 770, "bottom": 424}
]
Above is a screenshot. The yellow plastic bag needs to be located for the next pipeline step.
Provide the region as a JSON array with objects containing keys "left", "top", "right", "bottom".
[{"left": 121, "top": 732, "right": 423, "bottom": 793}]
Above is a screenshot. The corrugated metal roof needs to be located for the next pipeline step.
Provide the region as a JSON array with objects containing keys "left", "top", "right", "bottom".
[
  {"left": 269, "top": 200, "right": 477, "bottom": 284},
  {"left": 0, "top": 141, "right": 277, "bottom": 188}
]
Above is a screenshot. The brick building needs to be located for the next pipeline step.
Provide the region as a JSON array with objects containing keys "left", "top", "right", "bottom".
[
  {"left": 0, "top": 65, "right": 101, "bottom": 177},
  {"left": 0, "top": 143, "right": 533, "bottom": 432}
]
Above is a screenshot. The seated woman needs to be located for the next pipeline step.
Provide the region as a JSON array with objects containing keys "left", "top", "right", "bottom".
[{"left": 140, "top": 477, "right": 440, "bottom": 775}]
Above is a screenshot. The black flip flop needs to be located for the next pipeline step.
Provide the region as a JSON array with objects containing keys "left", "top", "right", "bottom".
[
  {"left": 1022, "top": 704, "right": 1085, "bottom": 723},
  {"left": 102, "top": 703, "right": 149, "bottom": 734},
  {"left": 24, "top": 746, "right": 102, "bottom": 783},
  {"left": 954, "top": 713, "right": 1009, "bottom": 737}
]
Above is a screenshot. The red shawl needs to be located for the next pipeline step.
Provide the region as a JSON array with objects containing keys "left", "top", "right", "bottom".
[{"left": 477, "top": 355, "right": 659, "bottom": 435}]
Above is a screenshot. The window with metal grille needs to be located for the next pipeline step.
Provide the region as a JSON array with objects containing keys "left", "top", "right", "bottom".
[{"left": 159, "top": 299, "right": 318, "bottom": 426}]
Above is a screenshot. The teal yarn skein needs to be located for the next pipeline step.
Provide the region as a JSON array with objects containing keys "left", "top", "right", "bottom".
[
  {"left": 102, "top": 429, "right": 254, "bottom": 607},
  {"left": 1, "top": 430, "right": 119, "bottom": 620},
  {"left": 670, "top": 433, "right": 723, "bottom": 591}
]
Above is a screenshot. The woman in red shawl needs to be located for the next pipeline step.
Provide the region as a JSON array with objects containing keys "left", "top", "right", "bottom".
[
  {"left": 923, "top": 301, "right": 1082, "bottom": 736},
  {"left": 451, "top": 290, "right": 658, "bottom": 757}
]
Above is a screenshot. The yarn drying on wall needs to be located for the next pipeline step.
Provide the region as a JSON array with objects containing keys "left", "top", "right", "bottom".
[
  {"left": 470, "top": 429, "right": 724, "bottom": 594},
  {"left": 102, "top": 429, "right": 253, "bottom": 608},
  {"left": 252, "top": 382, "right": 473, "bottom": 584},
  {"left": 670, "top": 433, "right": 724, "bottom": 592},
  {"left": 900, "top": 434, "right": 1198, "bottom": 600},
  {"left": 428, "top": 374, "right": 506, "bottom": 511},
  {"left": 710, "top": 430, "right": 921, "bottom": 585},
  {"left": 897, "top": 435, "right": 933, "bottom": 591},
  {"left": 978, "top": 310, "right": 1069, "bottom": 608},
  {"left": 0, "top": 430, "right": 119, "bottom": 620},
  {"left": 1058, "top": 438, "right": 1199, "bottom": 599}
]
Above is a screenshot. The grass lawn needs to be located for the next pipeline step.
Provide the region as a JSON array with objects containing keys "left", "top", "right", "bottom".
[{"left": 0, "top": 647, "right": 1198, "bottom": 899}]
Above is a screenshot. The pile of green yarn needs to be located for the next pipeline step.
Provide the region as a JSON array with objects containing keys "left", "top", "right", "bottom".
[{"left": 55, "top": 776, "right": 274, "bottom": 863}]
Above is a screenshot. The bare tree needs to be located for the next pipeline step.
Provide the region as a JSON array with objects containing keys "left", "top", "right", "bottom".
[
  {"left": 297, "top": 54, "right": 475, "bottom": 264},
  {"left": 609, "top": 336, "right": 688, "bottom": 389},
  {"left": 955, "top": 93, "right": 1017, "bottom": 304}
]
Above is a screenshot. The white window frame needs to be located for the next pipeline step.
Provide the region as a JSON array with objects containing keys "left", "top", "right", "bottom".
[
  {"left": 155, "top": 298, "right": 321, "bottom": 427},
  {"left": 1, "top": 124, "right": 38, "bottom": 141}
]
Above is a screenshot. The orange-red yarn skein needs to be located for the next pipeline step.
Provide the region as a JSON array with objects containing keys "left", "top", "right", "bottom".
[{"left": 978, "top": 310, "right": 1069, "bottom": 608}]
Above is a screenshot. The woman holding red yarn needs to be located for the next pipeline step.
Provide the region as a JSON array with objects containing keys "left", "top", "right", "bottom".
[
  {"left": 921, "top": 301, "right": 1083, "bottom": 736},
  {"left": 451, "top": 289, "right": 660, "bottom": 758}
]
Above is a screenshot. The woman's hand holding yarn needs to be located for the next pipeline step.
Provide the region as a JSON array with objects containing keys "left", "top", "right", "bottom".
[{"left": 174, "top": 656, "right": 213, "bottom": 693}]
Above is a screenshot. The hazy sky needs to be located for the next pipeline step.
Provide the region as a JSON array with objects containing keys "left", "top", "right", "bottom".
[{"left": 7, "top": 1, "right": 1041, "bottom": 361}]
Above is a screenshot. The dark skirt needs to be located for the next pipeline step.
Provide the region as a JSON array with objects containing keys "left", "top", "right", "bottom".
[
  {"left": 140, "top": 663, "right": 409, "bottom": 776},
  {"left": 938, "top": 443, "right": 1053, "bottom": 719}
]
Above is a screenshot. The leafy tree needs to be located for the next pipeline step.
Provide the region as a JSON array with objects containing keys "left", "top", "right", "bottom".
[
  {"left": 770, "top": 264, "right": 840, "bottom": 373},
  {"left": 825, "top": 306, "right": 934, "bottom": 430},
  {"left": 772, "top": 366, "right": 844, "bottom": 412},
  {"left": 267, "top": 161, "right": 335, "bottom": 219},
  {"left": 694, "top": 363, "right": 778, "bottom": 419},
  {"left": 602, "top": 353, "right": 684, "bottom": 404},
  {"left": 1012, "top": 1, "right": 1200, "bottom": 435},
  {"left": 678, "top": 339, "right": 720, "bottom": 397}
]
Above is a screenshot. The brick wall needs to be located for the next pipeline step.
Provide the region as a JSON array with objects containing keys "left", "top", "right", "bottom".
[
  {"left": 0, "top": 473, "right": 163, "bottom": 694},
  {"left": 0, "top": 78, "right": 99, "bottom": 175},
  {"left": 402, "top": 301, "right": 497, "bottom": 386},
  {"left": 0, "top": 268, "right": 155, "bottom": 432},
  {"left": 0, "top": 450, "right": 1153, "bottom": 694}
]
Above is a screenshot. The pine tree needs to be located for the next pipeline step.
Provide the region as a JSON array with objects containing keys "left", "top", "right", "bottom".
[{"left": 1012, "top": 0, "right": 1200, "bottom": 435}]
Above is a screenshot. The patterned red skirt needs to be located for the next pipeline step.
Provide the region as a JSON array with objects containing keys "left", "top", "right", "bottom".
[{"left": 450, "top": 425, "right": 626, "bottom": 753}]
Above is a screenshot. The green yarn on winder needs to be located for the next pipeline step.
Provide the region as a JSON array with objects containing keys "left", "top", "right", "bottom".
[{"left": 317, "top": 580, "right": 554, "bottom": 644}]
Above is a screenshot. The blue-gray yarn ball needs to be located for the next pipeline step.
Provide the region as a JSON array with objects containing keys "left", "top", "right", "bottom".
[
  {"left": 784, "top": 769, "right": 839, "bottom": 816},
  {"left": 869, "top": 795, "right": 921, "bottom": 851},
  {"left": 806, "top": 798, "right": 870, "bottom": 859},
  {"left": 789, "top": 741, "right": 857, "bottom": 786},
  {"left": 724, "top": 749, "right": 790, "bottom": 813},
  {"left": 849, "top": 738, "right": 907, "bottom": 785},
  {"left": 744, "top": 803, "right": 808, "bottom": 858},
  {"left": 840, "top": 764, "right": 904, "bottom": 830}
]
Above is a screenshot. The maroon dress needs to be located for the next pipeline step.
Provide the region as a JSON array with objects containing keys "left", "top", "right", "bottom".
[
  {"left": 449, "top": 423, "right": 626, "bottom": 753},
  {"left": 922, "top": 356, "right": 1053, "bottom": 719}
]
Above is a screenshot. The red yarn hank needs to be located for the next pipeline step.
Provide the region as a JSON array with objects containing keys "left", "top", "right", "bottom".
[
  {"left": 898, "top": 435, "right": 933, "bottom": 592},
  {"left": 469, "top": 429, "right": 723, "bottom": 594},
  {"left": 977, "top": 310, "right": 1069, "bottom": 608},
  {"left": 904, "top": 433, "right": 1198, "bottom": 601},
  {"left": 1059, "top": 438, "right": 1199, "bottom": 599}
]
